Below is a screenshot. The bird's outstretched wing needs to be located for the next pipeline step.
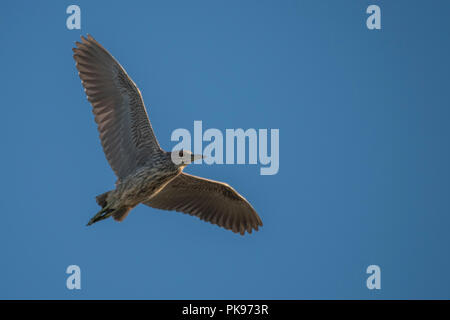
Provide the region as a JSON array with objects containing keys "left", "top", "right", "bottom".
[
  {"left": 73, "top": 35, "right": 161, "bottom": 179},
  {"left": 144, "top": 173, "right": 263, "bottom": 235}
]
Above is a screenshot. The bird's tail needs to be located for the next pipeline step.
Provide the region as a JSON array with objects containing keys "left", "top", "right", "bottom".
[
  {"left": 89, "top": 191, "right": 131, "bottom": 224},
  {"left": 96, "top": 191, "right": 110, "bottom": 208}
]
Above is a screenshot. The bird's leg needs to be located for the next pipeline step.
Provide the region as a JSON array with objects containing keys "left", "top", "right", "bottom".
[
  {"left": 89, "top": 206, "right": 108, "bottom": 222},
  {"left": 88, "top": 212, "right": 110, "bottom": 224},
  {"left": 87, "top": 207, "right": 112, "bottom": 226}
]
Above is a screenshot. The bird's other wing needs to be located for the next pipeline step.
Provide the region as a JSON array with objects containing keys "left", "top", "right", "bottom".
[
  {"left": 73, "top": 35, "right": 161, "bottom": 179},
  {"left": 143, "top": 173, "right": 263, "bottom": 235}
]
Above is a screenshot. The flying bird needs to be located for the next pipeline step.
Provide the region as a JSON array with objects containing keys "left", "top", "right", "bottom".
[{"left": 73, "top": 35, "right": 263, "bottom": 235}]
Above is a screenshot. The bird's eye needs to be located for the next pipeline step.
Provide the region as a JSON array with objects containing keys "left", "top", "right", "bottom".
[{"left": 179, "top": 150, "right": 184, "bottom": 157}]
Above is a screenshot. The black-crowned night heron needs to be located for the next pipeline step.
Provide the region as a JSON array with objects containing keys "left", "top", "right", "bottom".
[{"left": 73, "top": 35, "right": 262, "bottom": 235}]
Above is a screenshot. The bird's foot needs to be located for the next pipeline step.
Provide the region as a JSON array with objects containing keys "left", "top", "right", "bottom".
[{"left": 87, "top": 207, "right": 113, "bottom": 226}]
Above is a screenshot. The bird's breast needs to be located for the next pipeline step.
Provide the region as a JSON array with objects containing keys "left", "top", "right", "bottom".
[{"left": 115, "top": 167, "right": 181, "bottom": 207}]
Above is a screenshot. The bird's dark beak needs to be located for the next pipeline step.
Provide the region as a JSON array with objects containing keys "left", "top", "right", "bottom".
[{"left": 191, "top": 154, "right": 205, "bottom": 162}]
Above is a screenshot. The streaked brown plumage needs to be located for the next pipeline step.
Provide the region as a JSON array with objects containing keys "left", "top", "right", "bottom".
[{"left": 73, "top": 34, "right": 262, "bottom": 235}]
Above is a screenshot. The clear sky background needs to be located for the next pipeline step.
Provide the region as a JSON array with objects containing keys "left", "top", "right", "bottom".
[{"left": 1, "top": 0, "right": 449, "bottom": 299}]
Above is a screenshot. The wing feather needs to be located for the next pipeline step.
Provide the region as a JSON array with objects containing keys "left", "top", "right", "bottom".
[
  {"left": 144, "top": 173, "right": 263, "bottom": 235},
  {"left": 73, "top": 35, "right": 161, "bottom": 179}
]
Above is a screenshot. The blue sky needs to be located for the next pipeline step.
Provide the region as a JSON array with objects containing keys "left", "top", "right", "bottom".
[{"left": 1, "top": 0, "right": 450, "bottom": 299}]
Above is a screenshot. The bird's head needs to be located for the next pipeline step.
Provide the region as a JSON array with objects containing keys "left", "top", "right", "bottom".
[{"left": 170, "top": 149, "right": 204, "bottom": 168}]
